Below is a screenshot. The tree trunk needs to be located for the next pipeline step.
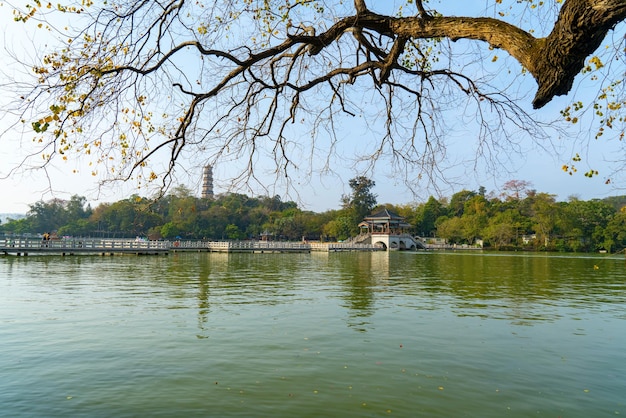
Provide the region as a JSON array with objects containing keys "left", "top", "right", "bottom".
[
  {"left": 531, "top": 0, "right": 626, "bottom": 108},
  {"left": 360, "top": 0, "right": 626, "bottom": 108}
]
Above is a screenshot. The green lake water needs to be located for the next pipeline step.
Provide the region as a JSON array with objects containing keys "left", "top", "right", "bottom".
[{"left": 1, "top": 251, "right": 625, "bottom": 417}]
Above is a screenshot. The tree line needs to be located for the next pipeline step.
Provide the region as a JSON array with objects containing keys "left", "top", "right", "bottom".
[{"left": 2, "top": 178, "right": 626, "bottom": 253}]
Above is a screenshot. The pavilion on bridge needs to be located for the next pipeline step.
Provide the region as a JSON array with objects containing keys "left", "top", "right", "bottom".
[
  {"left": 357, "top": 208, "right": 423, "bottom": 250},
  {"left": 358, "top": 208, "right": 412, "bottom": 235}
]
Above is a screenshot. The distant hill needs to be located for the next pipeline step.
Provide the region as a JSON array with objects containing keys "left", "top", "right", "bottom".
[
  {"left": 601, "top": 196, "right": 626, "bottom": 211},
  {"left": 0, "top": 213, "right": 25, "bottom": 223}
]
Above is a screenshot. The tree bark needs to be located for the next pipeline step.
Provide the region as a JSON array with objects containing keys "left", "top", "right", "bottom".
[
  {"left": 354, "top": 0, "right": 626, "bottom": 108},
  {"left": 531, "top": 0, "right": 626, "bottom": 108}
]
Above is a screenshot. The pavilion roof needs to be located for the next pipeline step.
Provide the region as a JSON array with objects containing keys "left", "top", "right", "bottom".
[{"left": 363, "top": 208, "right": 405, "bottom": 221}]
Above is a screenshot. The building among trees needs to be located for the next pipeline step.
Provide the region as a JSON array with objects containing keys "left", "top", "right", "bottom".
[
  {"left": 357, "top": 208, "right": 423, "bottom": 250},
  {"left": 201, "top": 165, "right": 214, "bottom": 199},
  {"left": 358, "top": 208, "right": 412, "bottom": 235}
]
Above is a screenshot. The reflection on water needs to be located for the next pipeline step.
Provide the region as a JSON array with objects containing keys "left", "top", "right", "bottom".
[
  {"left": 3, "top": 251, "right": 625, "bottom": 329},
  {"left": 1, "top": 251, "right": 625, "bottom": 417},
  {"left": 384, "top": 252, "right": 626, "bottom": 322}
]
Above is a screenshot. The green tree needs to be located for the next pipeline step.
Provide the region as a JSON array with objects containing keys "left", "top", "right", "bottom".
[
  {"left": 6, "top": 1, "right": 624, "bottom": 198},
  {"left": 90, "top": 196, "right": 161, "bottom": 237},
  {"left": 167, "top": 195, "right": 201, "bottom": 238},
  {"left": 202, "top": 204, "right": 230, "bottom": 239},
  {"left": 460, "top": 195, "right": 490, "bottom": 244},
  {"left": 66, "top": 195, "right": 92, "bottom": 221},
  {"left": 448, "top": 190, "right": 476, "bottom": 218},
  {"left": 436, "top": 216, "right": 464, "bottom": 244},
  {"left": 483, "top": 211, "right": 518, "bottom": 250},
  {"left": 602, "top": 210, "right": 626, "bottom": 252},
  {"left": 0, "top": 217, "right": 33, "bottom": 235},
  {"left": 26, "top": 195, "right": 92, "bottom": 233},
  {"left": 27, "top": 199, "right": 68, "bottom": 232},
  {"left": 57, "top": 219, "right": 92, "bottom": 237},
  {"left": 529, "top": 193, "right": 561, "bottom": 249},
  {"left": 224, "top": 224, "right": 245, "bottom": 240},
  {"left": 299, "top": 210, "right": 330, "bottom": 240},
  {"left": 460, "top": 213, "right": 487, "bottom": 246},
  {"left": 415, "top": 196, "right": 445, "bottom": 237},
  {"left": 562, "top": 198, "right": 616, "bottom": 251},
  {"left": 160, "top": 222, "right": 181, "bottom": 239},
  {"left": 323, "top": 216, "right": 354, "bottom": 242},
  {"left": 342, "top": 176, "right": 377, "bottom": 222},
  {"left": 245, "top": 205, "right": 272, "bottom": 239}
]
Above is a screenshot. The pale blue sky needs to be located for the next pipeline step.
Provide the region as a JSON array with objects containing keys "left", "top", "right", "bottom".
[{"left": 0, "top": 1, "right": 624, "bottom": 214}]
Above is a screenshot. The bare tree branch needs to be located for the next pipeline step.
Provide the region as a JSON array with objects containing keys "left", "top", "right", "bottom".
[{"left": 2, "top": 0, "right": 624, "bottom": 200}]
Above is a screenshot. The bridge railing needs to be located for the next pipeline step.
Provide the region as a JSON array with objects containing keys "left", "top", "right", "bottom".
[
  {"left": 170, "top": 240, "right": 210, "bottom": 250},
  {"left": 206, "top": 241, "right": 310, "bottom": 251},
  {"left": 310, "top": 242, "right": 383, "bottom": 251},
  {"left": 1, "top": 238, "right": 169, "bottom": 251},
  {"left": 2, "top": 238, "right": 384, "bottom": 254}
]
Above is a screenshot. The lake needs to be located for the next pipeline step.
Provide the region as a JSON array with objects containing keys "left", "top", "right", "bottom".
[{"left": 1, "top": 251, "right": 625, "bottom": 417}]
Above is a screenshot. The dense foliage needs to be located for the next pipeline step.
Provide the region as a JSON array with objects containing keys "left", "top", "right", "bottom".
[{"left": 2, "top": 180, "right": 626, "bottom": 252}]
